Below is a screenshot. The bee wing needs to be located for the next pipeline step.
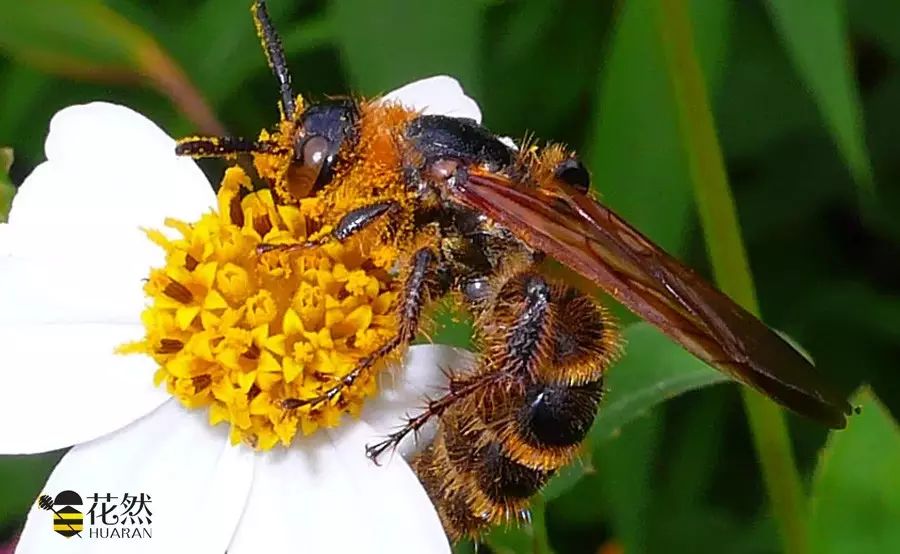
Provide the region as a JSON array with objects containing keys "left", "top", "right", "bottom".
[{"left": 454, "top": 169, "right": 850, "bottom": 428}]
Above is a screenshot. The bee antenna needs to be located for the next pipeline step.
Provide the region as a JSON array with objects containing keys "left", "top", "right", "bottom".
[
  {"left": 252, "top": 1, "right": 296, "bottom": 119},
  {"left": 175, "top": 136, "right": 281, "bottom": 159}
]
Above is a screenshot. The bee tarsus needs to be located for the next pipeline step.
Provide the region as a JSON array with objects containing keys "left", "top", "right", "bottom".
[{"left": 333, "top": 201, "right": 400, "bottom": 241}]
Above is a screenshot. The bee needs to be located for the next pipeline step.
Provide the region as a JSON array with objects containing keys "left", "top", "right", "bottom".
[{"left": 176, "top": 1, "right": 851, "bottom": 541}]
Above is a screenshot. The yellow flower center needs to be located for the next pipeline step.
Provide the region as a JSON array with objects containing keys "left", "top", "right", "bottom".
[{"left": 120, "top": 166, "right": 400, "bottom": 450}]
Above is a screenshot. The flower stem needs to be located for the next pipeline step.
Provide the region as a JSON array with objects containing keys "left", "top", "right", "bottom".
[{"left": 653, "top": 1, "right": 809, "bottom": 553}]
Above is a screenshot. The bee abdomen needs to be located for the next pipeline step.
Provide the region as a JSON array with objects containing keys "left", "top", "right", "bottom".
[
  {"left": 410, "top": 280, "right": 619, "bottom": 540},
  {"left": 518, "top": 378, "right": 604, "bottom": 448},
  {"left": 412, "top": 379, "right": 604, "bottom": 540},
  {"left": 441, "top": 410, "right": 553, "bottom": 503},
  {"left": 412, "top": 441, "right": 492, "bottom": 540},
  {"left": 412, "top": 399, "right": 552, "bottom": 540}
]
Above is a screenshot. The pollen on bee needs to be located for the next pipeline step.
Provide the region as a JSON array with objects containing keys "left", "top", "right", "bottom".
[{"left": 122, "top": 165, "right": 404, "bottom": 449}]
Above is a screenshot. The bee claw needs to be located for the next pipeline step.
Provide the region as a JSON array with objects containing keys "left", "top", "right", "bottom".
[{"left": 365, "top": 439, "right": 393, "bottom": 465}]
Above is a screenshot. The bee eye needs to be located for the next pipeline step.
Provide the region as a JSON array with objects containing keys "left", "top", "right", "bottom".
[
  {"left": 554, "top": 159, "right": 590, "bottom": 194},
  {"left": 298, "top": 135, "right": 330, "bottom": 168}
]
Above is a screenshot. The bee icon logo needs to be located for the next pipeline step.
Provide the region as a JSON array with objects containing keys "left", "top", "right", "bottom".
[{"left": 37, "top": 491, "right": 83, "bottom": 537}]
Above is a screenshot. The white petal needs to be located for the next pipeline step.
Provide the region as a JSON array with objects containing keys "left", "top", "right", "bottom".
[
  {"left": 381, "top": 76, "right": 482, "bottom": 123},
  {"left": 0, "top": 224, "right": 159, "bottom": 325},
  {"left": 361, "top": 344, "right": 475, "bottom": 459},
  {"left": 0, "top": 323, "right": 166, "bottom": 454},
  {"left": 228, "top": 421, "right": 449, "bottom": 554},
  {"left": 499, "top": 136, "right": 519, "bottom": 150},
  {"left": 16, "top": 401, "right": 254, "bottom": 554},
  {"left": 9, "top": 102, "right": 215, "bottom": 228}
]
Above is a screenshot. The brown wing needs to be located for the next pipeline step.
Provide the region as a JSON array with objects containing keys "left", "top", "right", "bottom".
[{"left": 453, "top": 169, "right": 850, "bottom": 428}]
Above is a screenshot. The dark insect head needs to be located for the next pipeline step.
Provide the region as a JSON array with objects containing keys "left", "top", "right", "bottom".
[
  {"left": 553, "top": 158, "right": 590, "bottom": 194},
  {"left": 291, "top": 99, "right": 360, "bottom": 193}
]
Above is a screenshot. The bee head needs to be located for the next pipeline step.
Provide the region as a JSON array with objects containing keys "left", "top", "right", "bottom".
[
  {"left": 553, "top": 158, "right": 590, "bottom": 194},
  {"left": 288, "top": 99, "right": 360, "bottom": 197}
]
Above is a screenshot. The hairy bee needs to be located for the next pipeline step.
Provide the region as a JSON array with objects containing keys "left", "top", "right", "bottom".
[{"left": 176, "top": 1, "right": 851, "bottom": 541}]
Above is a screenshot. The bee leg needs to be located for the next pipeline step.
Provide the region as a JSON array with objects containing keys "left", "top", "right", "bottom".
[
  {"left": 281, "top": 246, "right": 437, "bottom": 411},
  {"left": 364, "top": 371, "right": 504, "bottom": 463},
  {"left": 364, "top": 270, "right": 557, "bottom": 463},
  {"left": 257, "top": 201, "right": 399, "bottom": 255},
  {"left": 331, "top": 201, "right": 401, "bottom": 241}
]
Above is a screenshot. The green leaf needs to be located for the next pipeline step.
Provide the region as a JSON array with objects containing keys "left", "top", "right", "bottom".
[
  {"left": 541, "top": 453, "right": 592, "bottom": 502},
  {"left": 429, "top": 304, "right": 474, "bottom": 350},
  {"left": 660, "top": 390, "right": 726, "bottom": 509},
  {"left": 763, "top": 0, "right": 874, "bottom": 192},
  {"left": 331, "top": 0, "right": 483, "bottom": 95},
  {"left": 594, "top": 410, "right": 662, "bottom": 554},
  {"left": 0, "top": 0, "right": 221, "bottom": 134},
  {"left": 0, "top": 148, "right": 14, "bottom": 223},
  {"left": 485, "top": 525, "right": 533, "bottom": 554},
  {"left": 588, "top": 322, "right": 729, "bottom": 443},
  {"left": 0, "top": 452, "right": 63, "bottom": 523},
  {"left": 0, "top": 66, "right": 49, "bottom": 144},
  {"left": 587, "top": 0, "right": 732, "bottom": 254},
  {"left": 809, "top": 387, "right": 900, "bottom": 554}
]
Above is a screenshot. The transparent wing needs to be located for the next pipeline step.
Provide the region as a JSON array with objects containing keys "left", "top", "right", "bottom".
[{"left": 453, "top": 169, "right": 850, "bottom": 428}]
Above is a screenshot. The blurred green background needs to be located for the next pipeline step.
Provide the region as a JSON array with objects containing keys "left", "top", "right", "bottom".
[{"left": 1, "top": 1, "right": 899, "bottom": 553}]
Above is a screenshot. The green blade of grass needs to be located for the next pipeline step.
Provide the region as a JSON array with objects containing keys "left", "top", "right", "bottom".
[
  {"left": 654, "top": 1, "right": 811, "bottom": 553},
  {"left": 587, "top": 0, "right": 731, "bottom": 255},
  {"left": 763, "top": 0, "right": 874, "bottom": 193},
  {"left": 0, "top": 0, "right": 221, "bottom": 134}
]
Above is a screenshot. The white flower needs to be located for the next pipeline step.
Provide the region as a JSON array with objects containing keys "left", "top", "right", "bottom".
[{"left": 0, "top": 76, "right": 481, "bottom": 553}]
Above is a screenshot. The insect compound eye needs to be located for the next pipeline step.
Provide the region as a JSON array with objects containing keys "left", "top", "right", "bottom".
[
  {"left": 291, "top": 100, "right": 359, "bottom": 194},
  {"left": 554, "top": 158, "right": 591, "bottom": 194},
  {"left": 297, "top": 135, "right": 329, "bottom": 168}
]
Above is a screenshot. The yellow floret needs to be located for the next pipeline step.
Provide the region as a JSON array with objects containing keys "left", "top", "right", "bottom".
[{"left": 120, "top": 166, "right": 400, "bottom": 449}]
